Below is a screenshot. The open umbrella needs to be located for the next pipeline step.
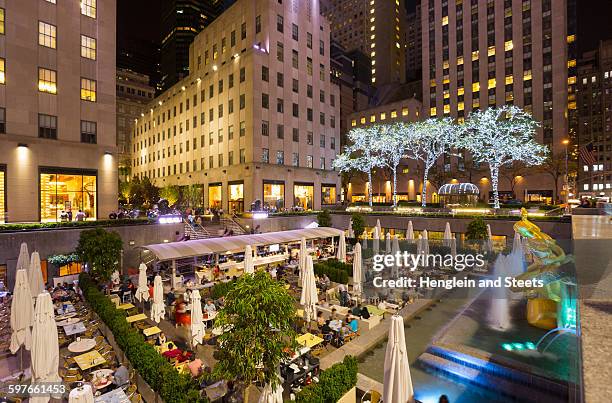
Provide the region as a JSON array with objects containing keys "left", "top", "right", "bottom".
[
  {"left": 406, "top": 221, "right": 414, "bottom": 243},
  {"left": 10, "top": 269, "right": 34, "bottom": 354},
  {"left": 30, "top": 292, "right": 60, "bottom": 403},
  {"left": 244, "top": 245, "right": 255, "bottom": 274},
  {"left": 300, "top": 255, "right": 318, "bottom": 322},
  {"left": 190, "top": 290, "right": 205, "bottom": 347},
  {"left": 151, "top": 275, "right": 166, "bottom": 323},
  {"left": 29, "top": 251, "right": 45, "bottom": 298},
  {"left": 258, "top": 382, "right": 284, "bottom": 403},
  {"left": 135, "top": 263, "right": 149, "bottom": 302},
  {"left": 383, "top": 315, "right": 414, "bottom": 403},
  {"left": 373, "top": 226, "right": 380, "bottom": 255},
  {"left": 16, "top": 242, "right": 30, "bottom": 272},
  {"left": 298, "top": 237, "right": 307, "bottom": 286},
  {"left": 337, "top": 233, "right": 347, "bottom": 262},
  {"left": 353, "top": 243, "right": 363, "bottom": 294}
]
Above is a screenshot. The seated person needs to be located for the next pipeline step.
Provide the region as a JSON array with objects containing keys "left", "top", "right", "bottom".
[
  {"left": 187, "top": 358, "right": 203, "bottom": 377},
  {"left": 352, "top": 303, "right": 363, "bottom": 317},
  {"left": 321, "top": 320, "right": 332, "bottom": 334},
  {"left": 162, "top": 343, "right": 183, "bottom": 360},
  {"left": 360, "top": 305, "right": 371, "bottom": 319},
  {"left": 204, "top": 299, "right": 217, "bottom": 315},
  {"left": 111, "top": 362, "right": 129, "bottom": 389},
  {"left": 316, "top": 311, "right": 326, "bottom": 328},
  {"left": 156, "top": 332, "right": 167, "bottom": 346},
  {"left": 319, "top": 298, "right": 330, "bottom": 308},
  {"left": 174, "top": 297, "right": 190, "bottom": 326},
  {"left": 347, "top": 315, "right": 359, "bottom": 333}
]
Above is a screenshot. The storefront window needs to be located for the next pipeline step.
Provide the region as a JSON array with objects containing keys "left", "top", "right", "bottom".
[
  {"left": 208, "top": 183, "right": 222, "bottom": 209},
  {"left": 228, "top": 182, "right": 244, "bottom": 214},
  {"left": 0, "top": 167, "right": 5, "bottom": 223},
  {"left": 294, "top": 183, "right": 314, "bottom": 210},
  {"left": 321, "top": 185, "right": 337, "bottom": 205},
  {"left": 263, "top": 180, "right": 285, "bottom": 211},
  {"left": 40, "top": 172, "right": 96, "bottom": 222}
]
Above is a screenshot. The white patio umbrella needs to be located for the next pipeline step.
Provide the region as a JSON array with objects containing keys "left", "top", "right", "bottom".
[
  {"left": 30, "top": 292, "right": 60, "bottom": 403},
  {"left": 383, "top": 315, "right": 414, "bottom": 403},
  {"left": 392, "top": 235, "right": 401, "bottom": 277},
  {"left": 376, "top": 219, "right": 382, "bottom": 237},
  {"left": 337, "top": 232, "right": 347, "bottom": 262},
  {"left": 16, "top": 242, "right": 30, "bottom": 272},
  {"left": 421, "top": 230, "right": 430, "bottom": 256},
  {"left": 258, "top": 382, "right": 284, "bottom": 403},
  {"left": 385, "top": 232, "right": 392, "bottom": 253},
  {"left": 352, "top": 243, "right": 363, "bottom": 294},
  {"left": 29, "top": 251, "right": 46, "bottom": 298},
  {"left": 150, "top": 275, "right": 166, "bottom": 323},
  {"left": 348, "top": 218, "right": 355, "bottom": 239},
  {"left": 485, "top": 224, "right": 494, "bottom": 253},
  {"left": 361, "top": 236, "right": 367, "bottom": 250},
  {"left": 244, "top": 245, "right": 255, "bottom": 274},
  {"left": 298, "top": 237, "right": 307, "bottom": 286},
  {"left": 135, "top": 263, "right": 149, "bottom": 302},
  {"left": 300, "top": 255, "right": 318, "bottom": 322},
  {"left": 406, "top": 221, "right": 414, "bottom": 243},
  {"left": 373, "top": 226, "right": 380, "bottom": 255},
  {"left": 111, "top": 270, "right": 120, "bottom": 286},
  {"left": 10, "top": 269, "right": 34, "bottom": 354},
  {"left": 190, "top": 290, "right": 205, "bottom": 347},
  {"left": 512, "top": 232, "right": 523, "bottom": 255},
  {"left": 443, "top": 222, "right": 453, "bottom": 248}
]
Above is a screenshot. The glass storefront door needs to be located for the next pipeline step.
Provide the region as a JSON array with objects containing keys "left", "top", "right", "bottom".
[
  {"left": 228, "top": 182, "right": 244, "bottom": 214},
  {"left": 294, "top": 183, "right": 314, "bottom": 210},
  {"left": 263, "top": 180, "right": 285, "bottom": 211},
  {"left": 40, "top": 171, "right": 97, "bottom": 222},
  {"left": 208, "top": 183, "right": 222, "bottom": 209}
]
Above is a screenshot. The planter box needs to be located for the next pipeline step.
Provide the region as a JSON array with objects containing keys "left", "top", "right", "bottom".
[{"left": 337, "top": 387, "right": 357, "bottom": 403}]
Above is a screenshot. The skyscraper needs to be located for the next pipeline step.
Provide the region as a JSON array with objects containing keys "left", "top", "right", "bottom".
[
  {"left": 321, "top": 0, "right": 407, "bottom": 86},
  {"left": 160, "top": 0, "right": 229, "bottom": 91}
]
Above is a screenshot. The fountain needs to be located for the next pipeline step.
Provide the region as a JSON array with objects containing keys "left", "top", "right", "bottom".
[{"left": 487, "top": 254, "right": 511, "bottom": 330}]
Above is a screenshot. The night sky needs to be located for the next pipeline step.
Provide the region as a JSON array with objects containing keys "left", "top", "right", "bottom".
[{"left": 577, "top": 0, "right": 612, "bottom": 55}]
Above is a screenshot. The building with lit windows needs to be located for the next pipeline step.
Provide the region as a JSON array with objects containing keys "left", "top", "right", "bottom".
[
  {"left": 117, "top": 69, "right": 155, "bottom": 180},
  {"left": 422, "top": 0, "right": 576, "bottom": 204},
  {"left": 577, "top": 40, "right": 612, "bottom": 198},
  {"left": 0, "top": 0, "right": 117, "bottom": 223},
  {"left": 321, "top": 0, "right": 407, "bottom": 86},
  {"left": 131, "top": 0, "right": 341, "bottom": 213}
]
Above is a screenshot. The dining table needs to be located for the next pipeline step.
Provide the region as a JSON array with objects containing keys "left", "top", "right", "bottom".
[
  {"left": 143, "top": 326, "right": 161, "bottom": 337},
  {"left": 73, "top": 350, "right": 106, "bottom": 371},
  {"left": 117, "top": 303, "right": 135, "bottom": 310},
  {"left": 94, "top": 387, "right": 129, "bottom": 403},
  {"left": 125, "top": 313, "right": 147, "bottom": 323},
  {"left": 296, "top": 333, "right": 324, "bottom": 348},
  {"left": 57, "top": 317, "right": 81, "bottom": 327},
  {"left": 68, "top": 338, "right": 97, "bottom": 353},
  {"left": 55, "top": 312, "right": 77, "bottom": 321},
  {"left": 64, "top": 322, "right": 87, "bottom": 336},
  {"left": 68, "top": 384, "right": 94, "bottom": 403}
]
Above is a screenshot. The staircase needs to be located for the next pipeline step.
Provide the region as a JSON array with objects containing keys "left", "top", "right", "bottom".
[
  {"left": 220, "top": 216, "right": 248, "bottom": 235},
  {"left": 183, "top": 216, "right": 247, "bottom": 240}
]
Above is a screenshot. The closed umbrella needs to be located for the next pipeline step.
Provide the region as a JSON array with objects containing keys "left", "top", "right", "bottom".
[
  {"left": 373, "top": 226, "right": 380, "bottom": 255},
  {"left": 348, "top": 219, "right": 355, "bottom": 239},
  {"left": 353, "top": 243, "right": 363, "bottom": 294},
  {"left": 383, "top": 315, "right": 414, "bottom": 403},
  {"left": 443, "top": 222, "right": 453, "bottom": 248},
  {"left": 385, "top": 232, "right": 391, "bottom": 254},
  {"left": 10, "top": 269, "right": 33, "bottom": 354},
  {"left": 259, "top": 382, "right": 284, "bottom": 403},
  {"left": 135, "top": 263, "right": 149, "bottom": 302},
  {"left": 300, "top": 255, "right": 318, "bottom": 322},
  {"left": 337, "top": 233, "right": 347, "bottom": 262},
  {"left": 244, "top": 245, "right": 255, "bottom": 274},
  {"left": 361, "top": 236, "right": 367, "bottom": 250},
  {"left": 422, "top": 230, "right": 430, "bottom": 256},
  {"left": 190, "top": 290, "right": 205, "bottom": 347},
  {"left": 376, "top": 219, "right": 382, "bottom": 237},
  {"left": 392, "top": 235, "right": 401, "bottom": 277},
  {"left": 29, "top": 251, "right": 45, "bottom": 298},
  {"left": 151, "top": 275, "right": 166, "bottom": 323},
  {"left": 30, "top": 292, "right": 60, "bottom": 403},
  {"left": 485, "top": 224, "right": 494, "bottom": 253},
  {"left": 16, "top": 242, "right": 30, "bottom": 272},
  {"left": 298, "top": 237, "right": 307, "bottom": 287},
  {"left": 406, "top": 221, "right": 414, "bottom": 243}
]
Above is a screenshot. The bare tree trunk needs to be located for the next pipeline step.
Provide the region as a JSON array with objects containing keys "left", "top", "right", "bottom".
[
  {"left": 367, "top": 170, "right": 373, "bottom": 207},
  {"left": 422, "top": 168, "right": 429, "bottom": 208},
  {"left": 491, "top": 166, "right": 500, "bottom": 209},
  {"left": 392, "top": 166, "right": 398, "bottom": 207}
]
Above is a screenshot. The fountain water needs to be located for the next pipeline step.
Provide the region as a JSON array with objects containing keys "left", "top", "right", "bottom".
[{"left": 487, "top": 254, "right": 511, "bottom": 330}]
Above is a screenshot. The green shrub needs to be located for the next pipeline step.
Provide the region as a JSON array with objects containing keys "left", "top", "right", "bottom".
[
  {"left": 79, "top": 274, "right": 206, "bottom": 403},
  {"left": 296, "top": 356, "right": 358, "bottom": 403},
  {"left": 350, "top": 213, "right": 365, "bottom": 240},
  {"left": 0, "top": 218, "right": 154, "bottom": 232},
  {"left": 465, "top": 217, "right": 488, "bottom": 240},
  {"left": 317, "top": 210, "right": 332, "bottom": 227},
  {"left": 313, "top": 262, "right": 348, "bottom": 284},
  {"left": 210, "top": 280, "right": 236, "bottom": 300}
]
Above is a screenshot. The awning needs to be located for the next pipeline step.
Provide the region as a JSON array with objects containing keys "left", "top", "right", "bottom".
[{"left": 142, "top": 227, "right": 343, "bottom": 262}]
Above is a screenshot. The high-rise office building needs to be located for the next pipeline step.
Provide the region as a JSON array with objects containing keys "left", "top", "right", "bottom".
[
  {"left": 405, "top": 1, "right": 422, "bottom": 81},
  {"left": 321, "top": 0, "right": 407, "bottom": 86},
  {"left": 577, "top": 40, "right": 612, "bottom": 198},
  {"left": 160, "top": 0, "right": 230, "bottom": 91},
  {"left": 423, "top": 0, "right": 573, "bottom": 203},
  {"left": 0, "top": 0, "right": 117, "bottom": 223},
  {"left": 131, "top": 0, "right": 341, "bottom": 212}
]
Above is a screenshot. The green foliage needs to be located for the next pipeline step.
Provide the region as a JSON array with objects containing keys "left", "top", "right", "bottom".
[
  {"left": 350, "top": 213, "right": 365, "bottom": 240},
  {"left": 75, "top": 228, "right": 123, "bottom": 282},
  {"left": 465, "top": 217, "right": 489, "bottom": 240},
  {"left": 47, "top": 253, "right": 79, "bottom": 267},
  {"left": 213, "top": 271, "right": 297, "bottom": 391},
  {"left": 160, "top": 185, "right": 180, "bottom": 206},
  {"left": 210, "top": 280, "right": 236, "bottom": 300},
  {"left": 317, "top": 210, "right": 332, "bottom": 227},
  {"left": 79, "top": 274, "right": 206, "bottom": 403},
  {"left": 0, "top": 218, "right": 154, "bottom": 232},
  {"left": 140, "top": 176, "right": 160, "bottom": 207},
  {"left": 182, "top": 184, "right": 203, "bottom": 207},
  {"left": 313, "top": 259, "right": 350, "bottom": 284},
  {"left": 296, "top": 356, "right": 358, "bottom": 403}
]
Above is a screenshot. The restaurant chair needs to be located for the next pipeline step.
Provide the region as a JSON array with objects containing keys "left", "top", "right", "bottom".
[
  {"left": 361, "top": 390, "right": 382, "bottom": 403},
  {"left": 94, "top": 335, "right": 105, "bottom": 345},
  {"left": 125, "top": 384, "right": 137, "bottom": 397},
  {"left": 129, "top": 393, "right": 142, "bottom": 403}
]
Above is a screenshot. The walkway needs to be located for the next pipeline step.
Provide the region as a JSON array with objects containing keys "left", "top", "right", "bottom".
[{"left": 572, "top": 215, "right": 612, "bottom": 402}]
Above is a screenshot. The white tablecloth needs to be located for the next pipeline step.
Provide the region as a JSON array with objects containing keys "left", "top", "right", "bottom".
[
  {"left": 69, "top": 385, "right": 94, "bottom": 403},
  {"left": 94, "top": 387, "right": 129, "bottom": 403},
  {"left": 68, "top": 338, "right": 97, "bottom": 353}
]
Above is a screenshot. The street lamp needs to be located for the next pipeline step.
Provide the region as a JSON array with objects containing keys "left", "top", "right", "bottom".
[{"left": 562, "top": 139, "right": 570, "bottom": 214}]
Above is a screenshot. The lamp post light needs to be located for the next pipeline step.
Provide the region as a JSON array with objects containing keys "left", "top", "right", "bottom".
[{"left": 562, "top": 139, "right": 570, "bottom": 214}]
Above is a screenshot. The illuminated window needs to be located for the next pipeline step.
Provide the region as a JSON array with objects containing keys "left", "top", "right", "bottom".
[
  {"left": 472, "top": 82, "right": 480, "bottom": 92},
  {"left": 351, "top": 119, "right": 357, "bottom": 127},
  {"left": 567, "top": 34, "right": 576, "bottom": 43},
  {"left": 81, "top": 35, "right": 96, "bottom": 60},
  {"left": 443, "top": 104, "right": 450, "bottom": 114},
  {"left": 488, "top": 78, "right": 496, "bottom": 89},
  {"left": 322, "top": 185, "right": 337, "bottom": 205},
  {"left": 0, "top": 8, "right": 4, "bottom": 35},
  {"left": 487, "top": 46, "right": 495, "bottom": 56},
  {"left": 457, "top": 87, "right": 464, "bottom": 96},
  {"left": 430, "top": 107, "right": 437, "bottom": 116},
  {"left": 458, "top": 102, "right": 465, "bottom": 111},
  {"left": 442, "top": 16, "right": 449, "bottom": 25},
  {"left": 457, "top": 56, "right": 464, "bottom": 65},
  {"left": 80, "top": 78, "right": 97, "bottom": 102},
  {"left": 472, "top": 50, "right": 479, "bottom": 61},
  {"left": 568, "top": 59, "right": 576, "bottom": 68},
  {"left": 360, "top": 117, "right": 366, "bottom": 124},
  {"left": 0, "top": 58, "right": 4, "bottom": 84},
  {"left": 391, "top": 110, "right": 398, "bottom": 118},
  {"left": 294, "top": 184, "right": 314, "bottom": 210},
  {"left": 39, "top": 21, "right": 56, "bottom": 49},
  {"left": 38, "top": 68, "right": 57, "bottom": 94},
  {"left": 523, "top": 70, "right": 532, "bottom": 80},
  {"left": 81, "top": 0, "right": 96, "bottom": 18},
  {"left": 228, "top": 182, "right": 244, "bottom": 213},
  {"left": 402, "top": 107, "right": 409, "bottom": 116},
  {"left": 264, "top": 180, "right": 285, "bottom": 209},
  {"left": 505, "top": 75, "right": 513, "bottom": 85},
  {"left": 380, "top": 112, "right": 386, "bottom": 120},
  {"left": 209, "top": 184, "right": 222, "bottom": 208},
  {"left": 504, "top": 40, "right": 513, "bottom": 51},
  {"left": 40, "top": 172, "right": 97, "bottom": 222}
]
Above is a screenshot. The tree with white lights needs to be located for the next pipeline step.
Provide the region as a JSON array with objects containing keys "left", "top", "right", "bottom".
[
  {"left": 376, "top": 123, "right": 410, "bottom": 207},
  {"left": 403, "top": 118, "right": 463, "bottom": 207},
  {"left": 462, "top": 106, "right": 548, "bottom": 209},
  {"left": 333, "top": 127, "right": 384, "bottom": 207}
]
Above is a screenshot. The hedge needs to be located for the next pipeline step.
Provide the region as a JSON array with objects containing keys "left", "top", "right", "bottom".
[
  {"left": 313, "top": 260, "right": 350, "bottom": 284},
  {"left": 79, "top": 273, "right": 206, "bottom": 403},
  {"left": 0, "top": 218, "right": 155, "bottom": 232},
  {"left": 296, "top": 356, "right": 358, "bottom": 403}
]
